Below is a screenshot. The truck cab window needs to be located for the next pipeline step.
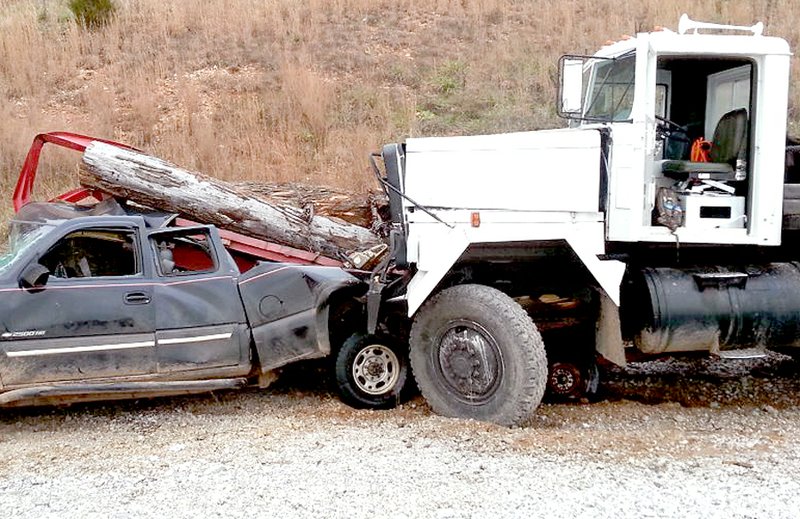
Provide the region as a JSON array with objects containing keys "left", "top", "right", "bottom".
[
  {"left": 151, "top": 229, "right": 215, "bottom": 276},
  {"left": 584, "top": 54, "right": 636, "bottom": 121},
  {"left": 40, "top": 229, "right": 138, "bottom": 278}
]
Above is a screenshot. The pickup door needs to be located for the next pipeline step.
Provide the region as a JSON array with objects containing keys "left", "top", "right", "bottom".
[
  {"left": 0, "top": 221, "right": 156, "bottom": 386},
  {"left": 147, "top": 227, "right": 250, "bottom": 376}
]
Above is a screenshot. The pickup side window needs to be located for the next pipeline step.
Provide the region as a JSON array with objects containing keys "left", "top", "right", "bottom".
[
  {"left": 40, "top": 228, "right": 139, "bottom": 279},
  {"left": 151, "top": 229, "right": 216, "bottom": 276}
]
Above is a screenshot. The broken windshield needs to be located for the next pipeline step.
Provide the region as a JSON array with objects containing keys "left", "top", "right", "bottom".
[
  {"left": 584, "top": 53, "right": 636, "bottom": 122},
  {"left": 0, "top": 221, "right": 56, "bottom": 276}
]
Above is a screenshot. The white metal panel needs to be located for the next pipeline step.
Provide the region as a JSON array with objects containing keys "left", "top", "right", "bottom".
[
  {"left": 705, "top": 65, "right": 751, "bottom": 138},
  {"left": 748, "top": 53, "right": 790, "bottom": 245},
  {"left": 403, "top": 128, "right": 601, "bottom": 213},
  {"left": 404, "top": 214, "right": 625, "bottom": 316},
  {"left": 646, "top": 32, "right": 790, "bottom": 57},
  {"left": 605, "top": 122, "right": 647, "bottom": 240}
]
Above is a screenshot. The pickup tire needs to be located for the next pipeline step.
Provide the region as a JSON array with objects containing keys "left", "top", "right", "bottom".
[
  {"left": 409, "top": 284, "right": 548, "bottom": 426},
  {"left": 334, "top": 333, "right": 410, "bottom": 409}
]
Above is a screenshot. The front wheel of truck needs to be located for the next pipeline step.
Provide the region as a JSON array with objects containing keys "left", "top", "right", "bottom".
[
  {"left": 334, "top": 333, "right": 411, "bottom": 409},
  {"left": 409, "top": 284, "right": 548, "bottom": 426}
]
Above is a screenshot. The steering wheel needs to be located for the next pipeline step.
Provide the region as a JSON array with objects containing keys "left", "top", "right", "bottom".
[
  {"left": 655, "top": 115, "right": 685, "bottom": 132},
  {"left": 655, "top": 115, "right": 690, "bottom": 144}
]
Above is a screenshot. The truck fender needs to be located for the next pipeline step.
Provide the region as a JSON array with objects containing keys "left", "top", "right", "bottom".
[
  {"left": 405, "top": 223, "right": 626, "bottom": 316},
  {"left": 238, "top": 264, "right": 363, "bottom": 372}
]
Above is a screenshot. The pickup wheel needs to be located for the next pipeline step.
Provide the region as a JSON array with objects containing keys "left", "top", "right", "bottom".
[
  {"left": 409, "top": 284, "right": 548, "bottom": 426},
  {"left": 334, "top": 333, "right": 410, "bottom": 409}
]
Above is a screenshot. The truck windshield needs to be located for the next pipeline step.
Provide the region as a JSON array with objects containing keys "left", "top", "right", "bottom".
[
  {"left": 584, "top": 54, "right": 636, "bottom": 122},
  {"left": 0, "top": 221, "right": 55, "bottom": 275}
]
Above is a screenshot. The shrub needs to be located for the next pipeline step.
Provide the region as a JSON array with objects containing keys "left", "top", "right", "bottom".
[{"left": 68, "top": 0, "right": 117, "bottom": 29}]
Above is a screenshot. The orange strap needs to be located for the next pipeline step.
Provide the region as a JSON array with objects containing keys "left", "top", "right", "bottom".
[{"left": 690, "top": 138, "right": 712, "bottom": 162}]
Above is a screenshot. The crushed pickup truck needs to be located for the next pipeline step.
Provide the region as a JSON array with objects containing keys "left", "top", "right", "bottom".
[{"left": 0, "top": 133, "right": 412, "bottom": 409}]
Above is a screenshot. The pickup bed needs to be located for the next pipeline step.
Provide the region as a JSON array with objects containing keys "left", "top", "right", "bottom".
[{"left": 0, "top": 200, "right": 410, "bottom": 408}]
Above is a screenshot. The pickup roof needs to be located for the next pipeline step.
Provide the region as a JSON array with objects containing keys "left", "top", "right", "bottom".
[{"left": 0, "top": 200, "right": 410, "bottom": 408}]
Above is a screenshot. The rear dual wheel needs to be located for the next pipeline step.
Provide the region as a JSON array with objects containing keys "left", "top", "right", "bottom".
[
  {"left": 409, "top": 284, "right": 548, "bottom": 427},
  {"left": 547, "top": 361, "right": 600, "bottom": 401}
]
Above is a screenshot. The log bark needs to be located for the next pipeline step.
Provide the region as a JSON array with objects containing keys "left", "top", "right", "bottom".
[
  {"left": 234, "top": 181, "right": 386, "bottom": 229},
  {"left": 80, "top": 142, "right": 385, "bottom": 261}
]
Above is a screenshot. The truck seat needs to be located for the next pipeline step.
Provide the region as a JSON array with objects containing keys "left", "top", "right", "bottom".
[{"left": 661, "top": 108, "right": 748, "bottom": 181}]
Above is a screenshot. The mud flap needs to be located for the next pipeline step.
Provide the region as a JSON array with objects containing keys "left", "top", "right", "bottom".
[{"left": 596, "top": 290, "right": 626, "bottom": 367}]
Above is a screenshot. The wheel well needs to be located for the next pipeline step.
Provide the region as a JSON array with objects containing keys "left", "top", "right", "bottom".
[
  {"left": 326, "top": 288, "right": 410, "bottom": 356},
  {"left": 433, "top": 241, "right": 600, "bottom": 362}
]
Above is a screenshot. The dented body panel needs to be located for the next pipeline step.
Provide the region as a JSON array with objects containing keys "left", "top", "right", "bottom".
[{"left": 238, "top": 263, "right": 362, "bottom": 371}]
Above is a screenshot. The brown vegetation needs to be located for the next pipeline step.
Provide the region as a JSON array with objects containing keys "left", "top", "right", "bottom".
[{"left": 1, "top": 0, "right": 799, "bottom": 225}]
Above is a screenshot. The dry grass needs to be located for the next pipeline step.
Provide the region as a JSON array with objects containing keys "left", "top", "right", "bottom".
[{"left": 1, "top": 0, "right": 800, "bottom": 226}]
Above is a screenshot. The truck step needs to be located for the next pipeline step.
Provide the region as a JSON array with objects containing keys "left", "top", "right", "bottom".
[{"left": 716, "top": 348, "right": 768, "bottom": 360}]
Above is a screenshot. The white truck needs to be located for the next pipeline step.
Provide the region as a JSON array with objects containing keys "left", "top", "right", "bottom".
[{"left": 370, "top": 15, "right": 800, "bottom": 425}]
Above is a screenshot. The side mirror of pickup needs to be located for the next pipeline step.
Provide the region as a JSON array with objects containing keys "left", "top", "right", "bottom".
[{"left": 19, "top": 262, "right": 50, "bottom": 291}]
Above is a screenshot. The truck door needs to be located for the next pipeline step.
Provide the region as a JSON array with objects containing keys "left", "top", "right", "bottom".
[
  {"left": 0, "top": 224, "right": 156, "bottom": 386},
  {"left": 147, "top": 227, "right": 249, "bottom": 374}
]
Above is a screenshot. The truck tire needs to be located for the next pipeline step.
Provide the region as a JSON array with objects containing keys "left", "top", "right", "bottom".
[
  {"left": 409, "top": 284, "right": 548, "bottom": 426},
  {"left": 334, "top": 333, "right": 410, "bottom": 409},
  {"left": 546, "top": 361, "right": 600, "bottom": 401}
]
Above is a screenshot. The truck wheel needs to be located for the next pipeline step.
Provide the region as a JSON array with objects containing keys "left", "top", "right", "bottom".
[
  {"left": 334, "top": 333, "right": 409, "bottom": 410},
  {"left": 409, "top": 284, "right": 548, "bottom": 426},
  {"left": 547, "top": 361, "right": 599, "bottom": 401}
]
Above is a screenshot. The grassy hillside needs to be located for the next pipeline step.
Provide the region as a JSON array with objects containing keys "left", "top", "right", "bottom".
[{"left": 1, "top": 0, "right": 799, "bottom": 224}]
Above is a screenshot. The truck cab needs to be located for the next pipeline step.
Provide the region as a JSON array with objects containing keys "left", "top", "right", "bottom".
[{"left": 560, "top": 15, "right": 791, "bottom": 246}]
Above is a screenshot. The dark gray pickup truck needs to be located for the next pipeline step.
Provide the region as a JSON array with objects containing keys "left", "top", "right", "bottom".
[{"left": 0, "top": 201, "right": 410, "bottom": 409}]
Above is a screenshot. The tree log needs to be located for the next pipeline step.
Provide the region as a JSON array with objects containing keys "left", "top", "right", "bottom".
[
  {"left": 80, "top": 142, "right": 385, "bottom": 262},
  {"left": 234, "top": 181, "right": 386, "bottom": 229}
]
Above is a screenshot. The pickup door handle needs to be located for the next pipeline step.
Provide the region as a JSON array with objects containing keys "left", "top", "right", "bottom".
[{"left": 124, "top": 292, "right": 151, "bottom": 305}]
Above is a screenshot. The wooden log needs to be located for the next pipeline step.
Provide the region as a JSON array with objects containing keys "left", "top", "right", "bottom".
[
  {"left": 234, "top": 181, "right": 386, "bottom": 229},
  {"left": 80, "top": 142, "right": 385, "bottom": 262}
]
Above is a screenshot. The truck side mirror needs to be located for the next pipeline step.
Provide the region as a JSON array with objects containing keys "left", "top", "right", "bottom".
[
  {"left": 19, "top": 262, "right": 50, "bottom": 291},
  {"left": 558, "top": 56, "right": 586, "bottom": 118}
]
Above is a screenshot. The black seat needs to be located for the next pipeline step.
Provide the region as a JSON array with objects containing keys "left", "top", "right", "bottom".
[{"left": 661, "top": 108, "right": 748, "bottom": 180}]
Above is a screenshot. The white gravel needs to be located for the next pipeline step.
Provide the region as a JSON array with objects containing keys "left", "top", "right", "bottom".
[{"left": 2, "top": 356, "right": 800, "bottom": 518}]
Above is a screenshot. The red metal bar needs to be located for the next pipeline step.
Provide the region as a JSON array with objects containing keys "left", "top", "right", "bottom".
[{"left": 13, "top": 132, "right": 137, "bottom": 212}]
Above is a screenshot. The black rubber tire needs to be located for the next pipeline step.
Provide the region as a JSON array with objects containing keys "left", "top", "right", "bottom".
[
  {"left": 409, "top": 284, "right": 548, "bottom": 426},
  {"left": 334, "top": 333, "right": 410, "bottom": 410}
]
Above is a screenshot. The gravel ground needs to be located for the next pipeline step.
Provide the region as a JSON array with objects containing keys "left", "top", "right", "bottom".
[{"left": 2, "top": 354, "right": 800, "bottom": 519}]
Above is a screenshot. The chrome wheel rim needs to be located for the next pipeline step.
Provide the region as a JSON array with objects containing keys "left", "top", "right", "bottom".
[{"left": 352, "top": 344, "right": 401, "bottom": 396}]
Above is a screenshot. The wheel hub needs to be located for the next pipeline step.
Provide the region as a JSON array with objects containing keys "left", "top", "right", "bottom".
[
  {"left": 548, "top": 362, "right": 583, "bottom": 398},
  {"left": 436, "top": 321, "right": 501, "bottom": 402},
  {"left": 352, "top": 345, "right": 400, "bottom": 396}
]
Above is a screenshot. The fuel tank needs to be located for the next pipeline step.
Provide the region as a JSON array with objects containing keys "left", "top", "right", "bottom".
[{"left": 621, "top": 263, "right": 800, "bottom": 354}]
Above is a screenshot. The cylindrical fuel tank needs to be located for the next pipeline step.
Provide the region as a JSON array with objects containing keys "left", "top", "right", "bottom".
[{"left": 621, "top": 263, "right": 800, "bottom": 354}]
